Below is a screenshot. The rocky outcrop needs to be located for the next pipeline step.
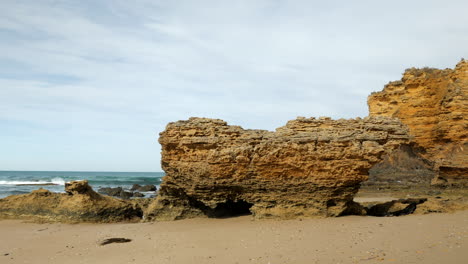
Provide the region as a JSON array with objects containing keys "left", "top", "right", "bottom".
[
  {"left": 133, "top": 184, "right": 157, "bottom": 192},
  {"left": 98, "top": 184, "right": 157, "bottom": 199},
  {"left": 368, "top": 59, "right": 468, "bottom": 186},
  {"left": 98, "top": 187, "right": 134, "bottom": 199},
  {"left": 146, "top": 116, "right": 410, "bottom": 220},
  {"left": 0, "top": 181, "right": 143, "bottom": 223}
]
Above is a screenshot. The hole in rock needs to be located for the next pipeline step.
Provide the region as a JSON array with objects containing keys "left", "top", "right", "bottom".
[
  {"left": 326, "top": 200, "right": 337, "bottom": 207},
  {"left": 210, "top": 199, "right": 253, "bottom": 218}
]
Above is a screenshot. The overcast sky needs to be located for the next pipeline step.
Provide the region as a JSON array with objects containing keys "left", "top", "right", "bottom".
[{"left": 1, "top": 0, "right": 467, "bottom": 172}]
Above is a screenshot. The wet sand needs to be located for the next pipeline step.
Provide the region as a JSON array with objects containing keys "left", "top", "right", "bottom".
[{"left": 1, "top": 210, "right": 467, "bottom": 264}]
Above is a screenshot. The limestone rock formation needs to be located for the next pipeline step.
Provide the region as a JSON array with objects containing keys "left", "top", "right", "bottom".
[
  {"left": 368, "top": 59, "right": 468, "bottom": 186},
  {"left": 0, "top": 181, "right": 143, "bottom": 223},
  {"left": 146, "top": 116, "right": 410, "bottom": 220}
]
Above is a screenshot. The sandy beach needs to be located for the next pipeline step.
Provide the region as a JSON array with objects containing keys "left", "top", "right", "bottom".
[
  {"left": 2, "top": 1, "right": 467, "bottom": 264},
  {"left": 1, "top": 210, "right": 467, "bottom": 264}
]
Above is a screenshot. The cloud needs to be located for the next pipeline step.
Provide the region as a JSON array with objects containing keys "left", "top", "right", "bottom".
[{"left": 1, "top": 0, "right": 467, "bottom": 171}]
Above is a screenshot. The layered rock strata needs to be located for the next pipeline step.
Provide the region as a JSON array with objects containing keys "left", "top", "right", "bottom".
[
  {"left": 146, "top": 116, "right": 410, "bottom": 220},
  {"left": 0, "top": 181, "right": 143, "bottom": 223},
  {"left": 368, "top": 59, "right": 468, "bottom": 186}
]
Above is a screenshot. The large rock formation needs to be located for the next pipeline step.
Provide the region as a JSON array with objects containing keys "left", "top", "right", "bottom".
[
  {"left": 146, "top": 116, "right": 410, "bottom": 220},
  {"left": 0, "top": 181, "right": 143, "bottom": 223},
  {"left": 368, "top": 59, "right": 468, "bottom": 186}
]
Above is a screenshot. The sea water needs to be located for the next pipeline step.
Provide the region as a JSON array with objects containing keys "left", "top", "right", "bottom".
[{"left": 0, "top": 171, "right": 164, "bottom": 198}]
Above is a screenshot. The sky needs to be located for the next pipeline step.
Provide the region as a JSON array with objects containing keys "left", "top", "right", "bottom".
[{"left": 1, "top": 0, "right": 467, "bottom": 172}]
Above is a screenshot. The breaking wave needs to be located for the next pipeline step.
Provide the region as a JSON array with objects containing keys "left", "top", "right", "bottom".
[{"left": 0, "top": 178, "right": 66, "bottom": 186}]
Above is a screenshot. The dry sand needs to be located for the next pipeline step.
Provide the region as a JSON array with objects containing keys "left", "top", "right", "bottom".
[{"left": 1, "top": 211, "right": 467, "bottom": 264}]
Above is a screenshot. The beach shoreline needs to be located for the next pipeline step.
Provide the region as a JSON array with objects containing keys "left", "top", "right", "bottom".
[{"left": 1, "top": 210, "right": 467, "bottom": 264}]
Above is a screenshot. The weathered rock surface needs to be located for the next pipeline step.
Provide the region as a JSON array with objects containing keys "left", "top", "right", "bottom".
[
  {"left": 137, "top": 185, "right": 157, "bottom": 192},
  {"left": 368, "top": 59, "right": 468, "bottom": 186},
  {"left": 98, "top": 187, "right": 133, "bottom": 199},
  {"left": 359, "top": 196, "right": 468, "bottom": 216},
  {"left": 146, "top": 116, "right": 410, "bottom": 220},
  {"left": 133, "top": 192, "right": 145, "bottom": 198},
  {"left": 0, "top": 181, "right": 143, "bottom": 223},
  {"left": 130, "top": 184, "right": 157, "bottom": 192},
  {"left": 98, "top": 184, "right": 156, "bottom": 199},
  {"left": 130, "top": 184, "right": 142, "bottom": 191},
  {"left": 98, "top": 186, "right": 122, "bottom": 196},
  {"left": 367, "top": 145, "right": 435, "bottom": 186},
  {"left": 413, "top": 196, "right": 468, "bottom": 214},
  {"left": 366, "top": 198, "right": 427, "bottom": 217}
]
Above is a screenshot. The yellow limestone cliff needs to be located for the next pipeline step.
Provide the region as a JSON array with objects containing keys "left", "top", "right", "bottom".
[{"left": 368, "top": 59, "right": 467, "bottom": 186}]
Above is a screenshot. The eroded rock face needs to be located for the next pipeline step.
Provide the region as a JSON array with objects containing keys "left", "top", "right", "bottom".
[
  {"left": 146, "top": 116, "right": 410, "bottom": 220},
  {"left": 368, "top": 59, "right": 468, "bottom": 186},
  {"left": 0, "top": 181, "right": 143, "bottom": 223},
  {"left": 367, "top": 145, "right": 435, "bottom": 186}
]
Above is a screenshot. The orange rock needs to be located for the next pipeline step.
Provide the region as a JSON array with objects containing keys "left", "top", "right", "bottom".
[
  {"left": 146, "top": 116, "right": 410, "bottom": 220},
  {"left": 368, "top": 59, "right": 467, "bottom": 186},
  {"left": 0, "top": 181, "right": 143, "bottom": 223}
]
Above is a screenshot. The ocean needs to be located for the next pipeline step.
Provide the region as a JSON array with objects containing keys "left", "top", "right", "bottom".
[{"left": 0, "top": 171, "right": 165, "bottom": 199}]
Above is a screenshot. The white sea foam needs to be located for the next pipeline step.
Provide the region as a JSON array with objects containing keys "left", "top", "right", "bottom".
[
  {"left": 51, "top": 178, "right": 66, "bottom": 185},
  {"left": 0, "top": 178, "right": 66, "bottom": 185}
]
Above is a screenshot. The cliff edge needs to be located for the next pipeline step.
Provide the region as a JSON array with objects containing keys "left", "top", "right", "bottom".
[{"left": 368, "top": 59, "right": 468, "bottom": 186}]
